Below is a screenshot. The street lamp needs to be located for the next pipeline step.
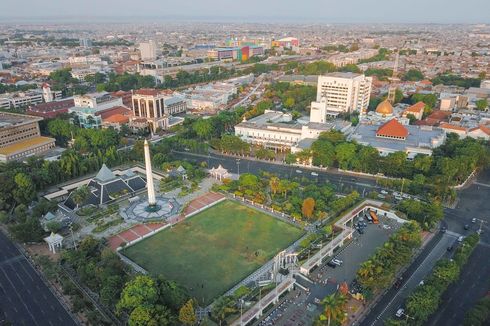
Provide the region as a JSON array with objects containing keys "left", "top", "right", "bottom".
[{"left": 240, "top": 299, "right": 244, "bottom": 326}]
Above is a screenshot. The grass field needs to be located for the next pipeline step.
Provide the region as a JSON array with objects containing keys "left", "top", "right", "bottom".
[{"left": 122, "top": 200, "right": 304, "bottom": 305}]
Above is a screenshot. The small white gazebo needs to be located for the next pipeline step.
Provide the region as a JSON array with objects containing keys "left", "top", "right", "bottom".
[
  {"left": 44, "top": 232, "right": 64, "bottom": 253},
  {"left": 209, "top": 165, "right": 230, "bottom": 180}
]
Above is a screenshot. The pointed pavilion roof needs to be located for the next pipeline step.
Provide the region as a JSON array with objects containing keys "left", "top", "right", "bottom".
[{"left": 94, "top": 164, "right": 116, "bottom": 183}]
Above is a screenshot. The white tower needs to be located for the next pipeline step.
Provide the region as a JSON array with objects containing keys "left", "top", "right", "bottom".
[
  {"left": 144, "top": 139, "right": 156, "bottom": 206},
  {"left": 42, "top": 83, "right": 53, "bottom": 103}
]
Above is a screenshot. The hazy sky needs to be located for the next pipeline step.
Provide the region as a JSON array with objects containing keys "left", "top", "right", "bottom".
[{"left": 1, "top": 0, "right": 490, "bottom": 23}]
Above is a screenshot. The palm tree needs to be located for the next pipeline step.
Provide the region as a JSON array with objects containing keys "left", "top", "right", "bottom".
[
  {"left": 269, "top": 176, "right": 280, "bottom": 198},
  {"left": 320, "top": 293, "right": 347, "bottom": 326},
  {"left": 212, "top": 296, "right": 237, "bottom": 326},
  {"left": 72, "top": 185, "right": 90, "bottom": 210}
]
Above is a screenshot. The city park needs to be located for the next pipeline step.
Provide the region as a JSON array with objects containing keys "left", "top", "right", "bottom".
[{"left": 34, "top": 134, "right": 422, "bottom": 326}]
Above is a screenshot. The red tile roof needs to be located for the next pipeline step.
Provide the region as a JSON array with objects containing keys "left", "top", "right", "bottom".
[
  {"left": 376, "top": 119, "right": 408, "bottom": 138},
  {"left": 96, "top": 106, "right": 132, "bottom": 120},
  {"left": 440, "top": 123, "right": 467, "bottom": 131},
  {"left": 405, "top": 101, "right": 425, "bottom": 113}
]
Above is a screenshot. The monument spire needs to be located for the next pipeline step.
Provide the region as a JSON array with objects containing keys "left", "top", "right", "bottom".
[{"left": 144, "top": 139, "right": 156, "bottom": 206}]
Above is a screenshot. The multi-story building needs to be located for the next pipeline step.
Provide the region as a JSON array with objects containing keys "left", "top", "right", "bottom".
[
  {"left": 27, "top": 99, "right": 74, "bottom": 119},
  {"left": 69, "top": 92, "right": 124, "bottom": 128},
  {"left": 207, "top": 46, "right": 264, "bottom": 61},
  {"left": 139, "top": 40, "right": 157, "bottom": 61},
  {"left": 79, "top": 38, "right": 93, "bottom": 48},
  {"left": 0, "top": 91, "right": 44, "bottom": 109},
  {"left": 271, "top": 37, "right": 299, "bottom": 48},
  {"left": 0, "top": 112, "right": 55, "bottom": 162},
  {"left": 131, "top": 89, "right": 186, "bottom": 132},
  {"left": 310, "top": 72, "right": 372, "bottom": 115}
]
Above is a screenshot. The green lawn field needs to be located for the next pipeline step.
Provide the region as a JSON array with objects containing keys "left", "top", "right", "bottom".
[{"left": 122, "top": 200, "right": 304, "bottom": 305}]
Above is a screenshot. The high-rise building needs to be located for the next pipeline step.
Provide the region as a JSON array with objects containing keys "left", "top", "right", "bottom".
[
  {"left": 310, "top": 72, "right": 372, "bottom": 119},
  {"left": 139, "top": 40, "right": 157, "bottom": 61},
  {"left": 79, "top": 38, "right": 93, "bottom": 48}
]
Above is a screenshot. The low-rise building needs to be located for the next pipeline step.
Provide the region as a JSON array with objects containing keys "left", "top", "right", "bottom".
[
  {"left": 402, "top": 101, "right": 425, "bottom": 120},
  {"left": 0, "top": 112, "right": 55, "bottom": 162},
  {"left": 26, "top": 99, "right": 74, "bottom": 119},
  {"left": 349, "top": 118, "right": 446, "bottom": 159}
]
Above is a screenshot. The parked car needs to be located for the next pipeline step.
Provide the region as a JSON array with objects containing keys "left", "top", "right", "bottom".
[
  {"left": 441, "top": 227, "right": 447, "bottom": 233},
  {"left": 295, "top": 170, "right": 302, "bottom": 174},
  {"left": 327, "top": 261, "right": 337, "bottom": 268},
  {"left": 381, "top": 190, "right": 388, "bottom": 195},
  {"left": 395, "top": 308, "right": 405, "bottom": 318},
  {"left": 472, "top": 218, "right": 477, "bottom": 223},
  {"left": 458, "top": 236, "right": 464, "bottom": 242},
  {"left": 464, "top": 224, "right": 470, "bottom": 230},
  {"left": 311, "top": 172, "right": 318, "bottom": 176}
]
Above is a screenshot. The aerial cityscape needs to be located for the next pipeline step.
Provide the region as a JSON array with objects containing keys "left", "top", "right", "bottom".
[{"left": 0, "top": 1, "right": 489, "bottom": 326}]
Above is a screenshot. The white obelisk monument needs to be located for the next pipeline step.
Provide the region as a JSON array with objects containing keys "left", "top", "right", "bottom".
[{"left": 144, "top": 139, "right": 156, "bottom": 206}]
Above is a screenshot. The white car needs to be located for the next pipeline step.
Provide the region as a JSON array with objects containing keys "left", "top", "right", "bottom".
[
  {"left": 472, "top": 218, "right": 477, "bottom": 223},
  {"left": 395, "top": 308, "right": 405, "bottom": 318},
  {"left": 295, "top": 170, "right": 302, "bottom": 174},
  {"left": 380, "top": 190, "right": 388, "bottom": 195},
  {"left": 458, "top": 236, "right": 464, "bottom": 242},
  {"left": 311, "top": 172, "right": 319, "bottom": 176}
]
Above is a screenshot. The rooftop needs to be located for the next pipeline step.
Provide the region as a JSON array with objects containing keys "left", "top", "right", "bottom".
[
  {"left": 376, "top": 119, "right": 409, "bottom": 138},
  {"left": 0, "top": 112, "right": 42, "bottom": 129},
  {"left": 0, "top": 136, "right": 54, "bottom": 156}
]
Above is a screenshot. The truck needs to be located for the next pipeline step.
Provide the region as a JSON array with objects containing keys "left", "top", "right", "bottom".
[{"left": 369, "top": 211, "right": 379, "bottom": 224}]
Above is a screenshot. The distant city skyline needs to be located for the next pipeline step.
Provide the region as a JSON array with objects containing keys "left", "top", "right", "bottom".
[{"left": 1, "top": 0, "right": 490, "bottom": 24}]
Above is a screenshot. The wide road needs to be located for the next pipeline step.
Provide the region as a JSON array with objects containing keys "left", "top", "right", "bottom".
[
  {"left": 426, "top": 169, "right": 490, "bottom": 326},
  {"left": 360, "top": 169, "right": 490, "bottom": 325},
  {"left": 0, "top": 231, "right": 77, "bottom": 326},
  {"left": 171, "top": 151, "right": 382, "bottom": 196}
]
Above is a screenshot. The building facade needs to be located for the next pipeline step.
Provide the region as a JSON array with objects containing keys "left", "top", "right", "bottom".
[
  {"left": 311, "top": 72, "right": 372, "bottom": 114},
  {"left": 139, "top": 40, "right": 157, "bottom": 61},
  {"left": 0, "top": 112, "right": 55, "bottom": 162}
]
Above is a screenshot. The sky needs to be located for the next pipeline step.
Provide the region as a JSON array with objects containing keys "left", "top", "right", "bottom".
[{"left": 1, "top": 0, "right": 490, "bottom": 24}]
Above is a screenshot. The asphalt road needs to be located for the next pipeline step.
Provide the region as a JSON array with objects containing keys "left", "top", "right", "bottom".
[
  {"left": 0, "top": 231, "right": 76, "bottom": 326},
  {"left": 171, "top": 151, "right": 381, "bottom": 197},
  {"left": 425, "top": 169, "right": 490, "bottom": 326},
  {"left": 360, "top": 169, "right": 490, "bottom": 326}
]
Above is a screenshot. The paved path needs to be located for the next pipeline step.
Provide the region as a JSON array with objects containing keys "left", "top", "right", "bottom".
[{"left": 0, "top": 231, "right": 77, "bottom": 326}]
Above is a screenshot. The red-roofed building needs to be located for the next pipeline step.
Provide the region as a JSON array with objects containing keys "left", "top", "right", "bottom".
[
  {"left": 402, "top": 101, "right": 425, "bottom": 120},
  {"left": 111, "top": 90, "right": 133, "bottom": 108},
  {"left": 26, "top": 99, "right": 74, "bottom": 119},
  {"left": 376, "top": 119, "right": 408, "bottom": 140}
]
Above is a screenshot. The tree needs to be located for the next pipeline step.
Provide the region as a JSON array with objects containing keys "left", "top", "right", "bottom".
[
  {"left": 403, "top": 69, "right": 424, "bottom": 81},
  {"left": 71, "top": 185, "right": 90, "bottom": 209},
  {"left": 335, "top": 143, "right": 356, "bottom": 169},
  {"left": 13, "top": 173, "right": 36, "bottom": 204},
  {"left": 284, "top": 97, "right": 295, "bottom": 109},
  {"left": 475, "top": 99, "right": 488, "bottom": 111},
  {"left": 212, "top": 296, "right": 237, "bottom": 325},
  {"left": 192, "top": 119, "right": 214, "bottom": 140},
  {"left": 179, "top": 299, "right": 197, "bottom": 325},
  {"left": 117, "top": 275, "right": 158, "bottom": 314},
  {"left": 302, "top": 197, "right": 315, "bottom": 219},
  {"left": 319, "top": 293, "right": 347, "bottom": 326},
  {"left": 269, "top": 176, "right": 280, "bottom": 197}
]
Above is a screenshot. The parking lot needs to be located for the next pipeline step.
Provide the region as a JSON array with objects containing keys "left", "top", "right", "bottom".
[{"left": 254, "top": 213, "right": 402, "bottom": 326}]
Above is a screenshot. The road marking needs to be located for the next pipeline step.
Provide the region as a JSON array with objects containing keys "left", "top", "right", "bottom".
[
  {"left": 474, "top": 182, "right": 490, "bottom": 188},
  {"left": 370, "top": 235, "right": 449, "bottom": 325}
]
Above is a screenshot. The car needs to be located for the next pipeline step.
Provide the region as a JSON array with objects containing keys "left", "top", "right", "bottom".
[
  {"left": 441, "top": 227, "right": 447, "bottom": 233},
  {"left": 402, "top": 193, "right": 410, "bottom": 199},
  {"left": 395, "top": 308, "right": 405, "bottom": 318},
  {"left": 311, "top": 172, "right": 319, "bottom": 176},
  {"left": 394, "top": 195, "right": 403, "bottom": 201},
  {"left": 350, "top": 178, "right": 356, "bottom": 182},
  {"left": 327, "top": 262, "right": 337, "bottom": 268},
  {"left": 458, "top": 236, "right": 464, "bottom": 242},
  {"left": 418, "top": 280, "right": 425, "bottom": 286},
  {"left": 357, "top": 228, "right": 364, "bottom": 234},
  {"left": 381, "top": 190, "right": 389, "bottom": 195},
  {"left": 464, "top": 224, "right": 470, "bottom": 230},
  {"left": 472, "top": 218, "right": 477, "bottom": 223},
  {"left": 447, "top": 245, "right": 454, "bottom": 251},
  {"left": 331, "top": 259, "right": 343, "bottom": 266},
  {"left": 295, "top": 170, "right": 302, "bottom": 174},
  {"left": 377, "top": 194, "right": 386, "bottom": 199}
]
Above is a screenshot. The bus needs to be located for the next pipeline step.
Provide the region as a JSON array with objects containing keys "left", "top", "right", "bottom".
[{"left": 369, "top": 211, "right": 379, "bottom": 224}]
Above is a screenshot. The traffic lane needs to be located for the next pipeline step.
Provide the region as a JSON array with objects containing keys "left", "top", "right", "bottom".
[
  {"left": 0, "top": 232, "right": 76, "bottom": 326},
  {"left": 371, "top": 233, "right": 458, "bottom": 325},
  {"left": 172, "top": 151, "right": 380, "bottom": 191},
  {"left": 427, "top": 244, "right": 490, "bottom": 326},
  {"left": 360, "top": 230, "right": 444, "bottom": 326},
  {"left": 0, "top": 230, "right": 20, "bottom": 261}
]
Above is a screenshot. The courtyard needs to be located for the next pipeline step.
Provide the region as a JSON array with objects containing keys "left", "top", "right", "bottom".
[{"left": 121, "top": 200, "right": 305, "bottom": 305}]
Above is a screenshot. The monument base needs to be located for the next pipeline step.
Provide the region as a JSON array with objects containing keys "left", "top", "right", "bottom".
[{"left": 122, "top": 196, "right": 181, "bottom": 222}]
